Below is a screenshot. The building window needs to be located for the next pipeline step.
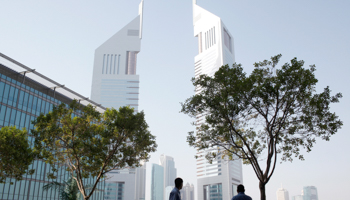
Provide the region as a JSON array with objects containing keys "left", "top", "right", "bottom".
[
  {"left": 224, "top": 28, "right": 232, "bottom": 52},
  {"left": 102, "top": 54, "right": 106, "bottom": 74},
  {"left": 203, "top": 183, "right": 222, "bottom": 200},
  {"left": 125, "top": 51, "right": 138, "bottom": 75},
  {"left": 198, "top": 32, "right": 202, "bottom": 53}
]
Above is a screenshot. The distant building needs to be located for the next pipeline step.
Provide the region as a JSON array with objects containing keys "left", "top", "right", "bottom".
[
  {"left": 181, "top": 182, "right": 195, "bottom": 200},
  {"left": 159, "top": 154, "right": 177, "bottom": 188},
  {"left": 276, "top": 185, "right": 289, "bottom": 200},
  {"left": 302, "top": 186, "right": 318, "bottom": 200},
  {"left": 151, "top": 164, "right": 164, "bottom": 200},
  {"left": 192, "top": 0, "right": 243, "bottom": 199},
  {"left": 291, "top": 186, "right": 318, "bottom": 200},
  {"left": 291, "top": 195, "right": 303, "bottom": 200},
  {"left": 150, "top": 155, "right": 177, "bottom": 200}
]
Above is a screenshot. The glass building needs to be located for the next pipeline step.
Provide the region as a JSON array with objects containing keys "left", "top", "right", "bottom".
[
  {"left": 104, "top": 182, "right": 124, "bottom": 200},
  {"left": 0, "top": 52, "right": 105, "bottom": 199},
  {"left": 302, "top": 186, "right": 318, "bottom": 200},
  {"left": 151, "top": 164, "right": 164, "bottom": 200}
]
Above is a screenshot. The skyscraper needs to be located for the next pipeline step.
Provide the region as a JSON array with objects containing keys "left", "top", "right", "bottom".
[
  {"left": 276, "top": 185, "right": 290, "bottom": 200},
  {"left": 192, "top": 1, "right": 243, "bottom": 200},
  {"left": 150, "top": 154, "right": 177, "bottom": 200},
  {"left": 159, "top": 154, "right": 177, "bottom": 189},
  {"left": 90, "top": 0, "right": 144, "bottom": 112},
  {"left": 181, "top": 183, "right": 195, "bottom": 200},
  {"left": 151, "top": 164, "right": 164, "bottom": 200},
  {"left": 302, "top": 186, "right": 318, "bottom": 200},
  {"left": 90, "top": 1, "right": 146, "bottom": 200}
]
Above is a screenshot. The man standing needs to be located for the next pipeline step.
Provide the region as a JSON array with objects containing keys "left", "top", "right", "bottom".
[
  {"left": 169, "top": 178, "right": 183, "bottom": 200},
  {"left": 232, "top": 184, "right": 252, "bottom": 200}
]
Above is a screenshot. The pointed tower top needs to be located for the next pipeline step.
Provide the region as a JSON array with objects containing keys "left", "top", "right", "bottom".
[
  {"left": 138, "top": 0, "right": 144, "bottom": 39},
  {"left": 193, "top": 0, "right": 197, "bottom": 5}
]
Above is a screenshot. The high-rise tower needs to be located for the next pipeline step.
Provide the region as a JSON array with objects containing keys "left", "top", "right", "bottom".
[
  {"left": 276, "top": 185, "right": 290, "bottom": 200},
  {"left": 302, "top": 186, "right": 318, "bottom": 200},
  {"left": 91, "top": 1, "right": 146, "bottom": 200},
  {"left": 192, "top": 1, "right": 243, "bottom": 200},
  {"left": 90, "top": 0, "right": 144, "bottom": 112},
  {"left": 159, "top": 154, "right": 177, "bottom": 190}
]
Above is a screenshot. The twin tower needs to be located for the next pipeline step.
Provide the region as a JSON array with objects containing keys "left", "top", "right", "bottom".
[{"left": 90, "top": 1, "right": 243, "bottom": 200}]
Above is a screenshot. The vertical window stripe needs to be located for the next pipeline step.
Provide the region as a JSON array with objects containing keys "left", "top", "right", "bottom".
[
  {"left": 214, "top": 27, "right": 216, "bottom": 44},
  {"left": 106, "top": 54, "right": 109, "bottom": 74},
  {"left": 114, "top": 55, "right": 117, "bottom": 74},
  {"left": 110, "top": 54, "right": 113, "bottom": 74},
  {"left": 117, "top": 54, "right": 121, "bottom": 74},
  {"left": 102, "top": 54, "right": 105, "bottom": 74}
]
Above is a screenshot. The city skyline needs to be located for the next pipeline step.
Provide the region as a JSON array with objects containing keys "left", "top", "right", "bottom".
[{"left": 1, "top": 0, "right": 349, "bottom": 200}]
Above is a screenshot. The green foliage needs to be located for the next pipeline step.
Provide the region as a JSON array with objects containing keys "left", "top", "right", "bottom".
[
  {"left": 43, "top": 178, "right": 81, "bottom": 200},
  {"left": 32, "top": 100, "right": 157, "bottom": 200},
  {"left": 43, "top": 176, "right": 100, "bottom": 200},
  {"left": 181, "top": 55, "right": 342, "bottom": 200},
  {"left": 0, "top": 126, "right": 35, "bottom": 184}
]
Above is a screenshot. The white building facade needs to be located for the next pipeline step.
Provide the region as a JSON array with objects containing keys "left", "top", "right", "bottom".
[
  {"left": 90, "top": 0, "right": 144, "bottom": 112},
  {"left": 91, "top": 1, "right": 146, "bottom": 200},
  {"left": 276, "top": 186, "right": 290, "bottom": 200},
  {"left": 192, "top": 1, "right": 243, "bottom": 200}
]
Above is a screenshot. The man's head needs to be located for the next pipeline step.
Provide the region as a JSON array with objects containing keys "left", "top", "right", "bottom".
[
  {"left": 237, "top": 184, "right": 245, "bottom": 193},
  {"left": 175, "top": 178, "right": 183, "bottom": 190}
]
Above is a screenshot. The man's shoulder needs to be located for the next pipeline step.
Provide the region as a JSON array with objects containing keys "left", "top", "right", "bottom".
[
  {"left": 170, "top": 187, "right": 179, "bottom": 194},
  {"left": 232, "top": 193, "right": 252, "bottom": 200}
]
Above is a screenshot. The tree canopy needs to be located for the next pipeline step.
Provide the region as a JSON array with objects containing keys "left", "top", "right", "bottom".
[
  {"left": 181, "top": 55, "right": 342, "bottom": 200},
  {"left": 0, "top": 126, "right": 35, "bottom": 184},
  {"left": 32, "top": 100, "right": 157, "bottom": 200}
]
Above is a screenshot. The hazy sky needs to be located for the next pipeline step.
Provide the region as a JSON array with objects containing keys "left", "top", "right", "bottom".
[{"left": 1, "top": 0, "right": 349, "bottom": 200}]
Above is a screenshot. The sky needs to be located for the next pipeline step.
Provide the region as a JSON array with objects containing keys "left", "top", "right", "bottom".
[{"left": 1, "top": 0, "right": 350, "bottom": 200}]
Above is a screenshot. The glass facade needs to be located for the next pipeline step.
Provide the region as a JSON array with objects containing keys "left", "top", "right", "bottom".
[
  {"left": 151, "top": 164, "right": 164, "bottom": 200},
  {"left": 303, "top": 186, "right": 318, "bottom": 200},
  {"left": 104, "top": 182, "right": 124, "bottom": 200},
  {"left": 0, "top": 62, "right": 104, "bottom": 199},
  {"left": 203, "top": 183, "right": 222, "bottom": 200}
]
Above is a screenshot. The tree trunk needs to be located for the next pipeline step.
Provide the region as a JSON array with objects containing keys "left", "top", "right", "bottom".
[{"left": 259, "top": 181, "right": 266, "bottom": 200}]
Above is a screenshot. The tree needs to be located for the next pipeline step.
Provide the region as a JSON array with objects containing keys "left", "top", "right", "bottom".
[
  {"left": 43, "top": 177, "right": 81, "bottom": 200},
  {"left": 43, "top": 176, "right": 102, "bottom": 200},
  {"left": 0, "top": 126, "right": 35, "bottom": 184},
  {"left": 32, "top": 100, "right": 157, "bottom": 200},
  {"left": 181, "top": 55, "right": 342, "bottom": 200}
]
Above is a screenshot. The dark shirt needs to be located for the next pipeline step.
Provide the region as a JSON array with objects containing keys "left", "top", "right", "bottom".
[
  {"left": 169, "top": 187, "right": 181, "bottom": 200},
  {"left": 231, "top": 192, "right": 252, "bottom": 200}
]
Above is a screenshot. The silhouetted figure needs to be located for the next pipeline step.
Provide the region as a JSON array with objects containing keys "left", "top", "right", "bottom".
[
  {"left": 169, "top": 177, "right": 183, "bottom": 200},
  {"left": 231, "top": 184, "right": 252, "bottom": 200}
]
